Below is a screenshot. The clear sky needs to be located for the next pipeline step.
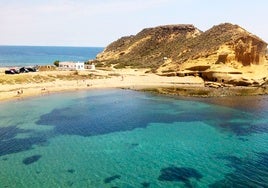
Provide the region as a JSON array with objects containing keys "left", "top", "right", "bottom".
[{"left": 0, "top": 0, "right": 267, "bottom": 47}]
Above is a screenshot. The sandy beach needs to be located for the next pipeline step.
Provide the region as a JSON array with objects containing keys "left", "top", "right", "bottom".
[{"left": 0, "top": 68, "right": 204, "bottom": 102}]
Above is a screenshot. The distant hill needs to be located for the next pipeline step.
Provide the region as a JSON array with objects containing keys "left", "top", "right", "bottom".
[{"left": 94, "top": 23, "right": 268, "bottom": 86}]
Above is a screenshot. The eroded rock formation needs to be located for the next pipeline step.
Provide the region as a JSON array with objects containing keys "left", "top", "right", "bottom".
[{"left": 95, "top": 23, "right": 268, "bottom": 86}]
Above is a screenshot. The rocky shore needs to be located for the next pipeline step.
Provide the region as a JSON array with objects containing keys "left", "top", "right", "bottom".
[
  {"left": 140, "top": 85, "right": 268, "bottom": 98},
  {"left": 93, "top": 23, "right": 268, "bottom": 88},
  {"left": 2, "top": 23, "right": 267, "bottom": 102}
]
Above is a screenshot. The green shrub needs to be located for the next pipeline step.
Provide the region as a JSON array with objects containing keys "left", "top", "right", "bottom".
[{"left": 53, "top": 60, "right": 60, "bottom": 67}]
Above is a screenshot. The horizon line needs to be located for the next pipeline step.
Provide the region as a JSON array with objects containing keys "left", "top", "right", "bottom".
[{"left": 0, "top": 44, "right": 105, "bottom": 48}]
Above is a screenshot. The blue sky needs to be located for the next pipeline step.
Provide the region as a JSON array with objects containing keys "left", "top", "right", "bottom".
[{"left": 0, "top": 0, "right": 267, "bottom": 47}]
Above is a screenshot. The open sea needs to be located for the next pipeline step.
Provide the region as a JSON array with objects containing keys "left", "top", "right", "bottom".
[
  {"left": 0, "top": 89, "right": 268, "bottom": 187},
  {"left": 0, "top": 46, "right": 104, "bottom": 67}
]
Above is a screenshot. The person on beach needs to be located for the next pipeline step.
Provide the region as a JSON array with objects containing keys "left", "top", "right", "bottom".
[{"left": 17, "top": 89, "right": 23, "bottom": 95}]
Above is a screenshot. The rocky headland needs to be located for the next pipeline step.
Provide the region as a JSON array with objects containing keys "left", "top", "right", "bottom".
[
  {"left": 94, "top": 23, "right": 268, "bottom": 89},
  {"left": 1, "top": 23, "right": 267, "bottom": 102}
]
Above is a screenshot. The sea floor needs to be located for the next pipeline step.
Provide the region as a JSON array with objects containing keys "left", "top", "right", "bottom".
[{"left": 0, "top": 89, "right": 268, "bottom": 187}]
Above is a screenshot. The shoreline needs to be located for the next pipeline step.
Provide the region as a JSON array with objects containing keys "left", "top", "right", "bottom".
[
  {"left": 0, "top": 68, "right": 267, "bottom": 102},
  {"left": 140, "top": 85, "right": 268, "bottom": 98},
  {"left": 0, "top": 68, "right": 204, "bottom": 102}
]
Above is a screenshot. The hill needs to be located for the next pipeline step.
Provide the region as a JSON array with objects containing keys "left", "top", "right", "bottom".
[
  {"left": 94, "top": 23, "right": 268, "bottom": 86},
  {"left": 96, "top": 24, "right": 201, "bottom": 68}
]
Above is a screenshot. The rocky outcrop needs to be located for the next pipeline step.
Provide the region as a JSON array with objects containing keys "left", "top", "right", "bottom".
[
  {"left": 96, "top": 24, "right": 202, "bottom": 69},
  {"left": 185, "top": 23, "right": 267, "bottom": 65},
  {"left": 95, "top": 23, "right": 268, "bottom": 86}
]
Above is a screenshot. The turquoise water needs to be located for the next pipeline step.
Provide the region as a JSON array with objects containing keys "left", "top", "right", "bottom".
[
  {"left": 0, "top": 89, "right": 268, "bottom": 187},
  {"left": 0, "top": 46, "right": 103, "bottom": 67}
]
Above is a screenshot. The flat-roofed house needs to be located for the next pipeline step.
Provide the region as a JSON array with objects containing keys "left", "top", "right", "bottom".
[{"left": 59, "top": 62, "right": 84, "bottom": 70}]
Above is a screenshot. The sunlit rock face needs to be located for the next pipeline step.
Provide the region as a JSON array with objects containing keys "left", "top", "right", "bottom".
[
  {"left": 94, "top": 23, "right": 268, "bottom": 86},
  {"left": 233, "top": 36, "right": 267, "bottom": 66}
]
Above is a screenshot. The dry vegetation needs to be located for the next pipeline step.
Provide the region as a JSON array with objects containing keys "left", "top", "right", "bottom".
[
  {"left": 0, "top": 74, "right": 54, "bottom": 84},
  {"left": 96, "top": 24, "right": 201, "bottom": 69},
  {"left": 95, "top": 23, "right": 267, "bottom": 72},
  {"left": 0, "top": 71, "right": 108, "bottom": 85}
]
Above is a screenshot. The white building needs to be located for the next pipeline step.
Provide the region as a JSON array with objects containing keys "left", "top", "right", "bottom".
[{"left": 59, "top": 62, "right": 84, "bottom": 70}]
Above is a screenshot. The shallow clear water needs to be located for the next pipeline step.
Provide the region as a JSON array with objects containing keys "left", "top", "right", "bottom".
[
  {"left": 0, "top": 46, "right": 103, "bottom": 67},
  {"left": 0, "top": 89, "right": 268, "bottom": 187}
]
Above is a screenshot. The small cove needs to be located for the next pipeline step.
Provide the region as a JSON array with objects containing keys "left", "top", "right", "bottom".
[{"left": 0, "top": 89, "right": 267, "bottom": 187}]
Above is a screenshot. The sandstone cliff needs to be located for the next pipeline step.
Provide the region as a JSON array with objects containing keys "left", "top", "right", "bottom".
[{"left": 95, "top": 23, "right": 268, "bottom": 86}]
